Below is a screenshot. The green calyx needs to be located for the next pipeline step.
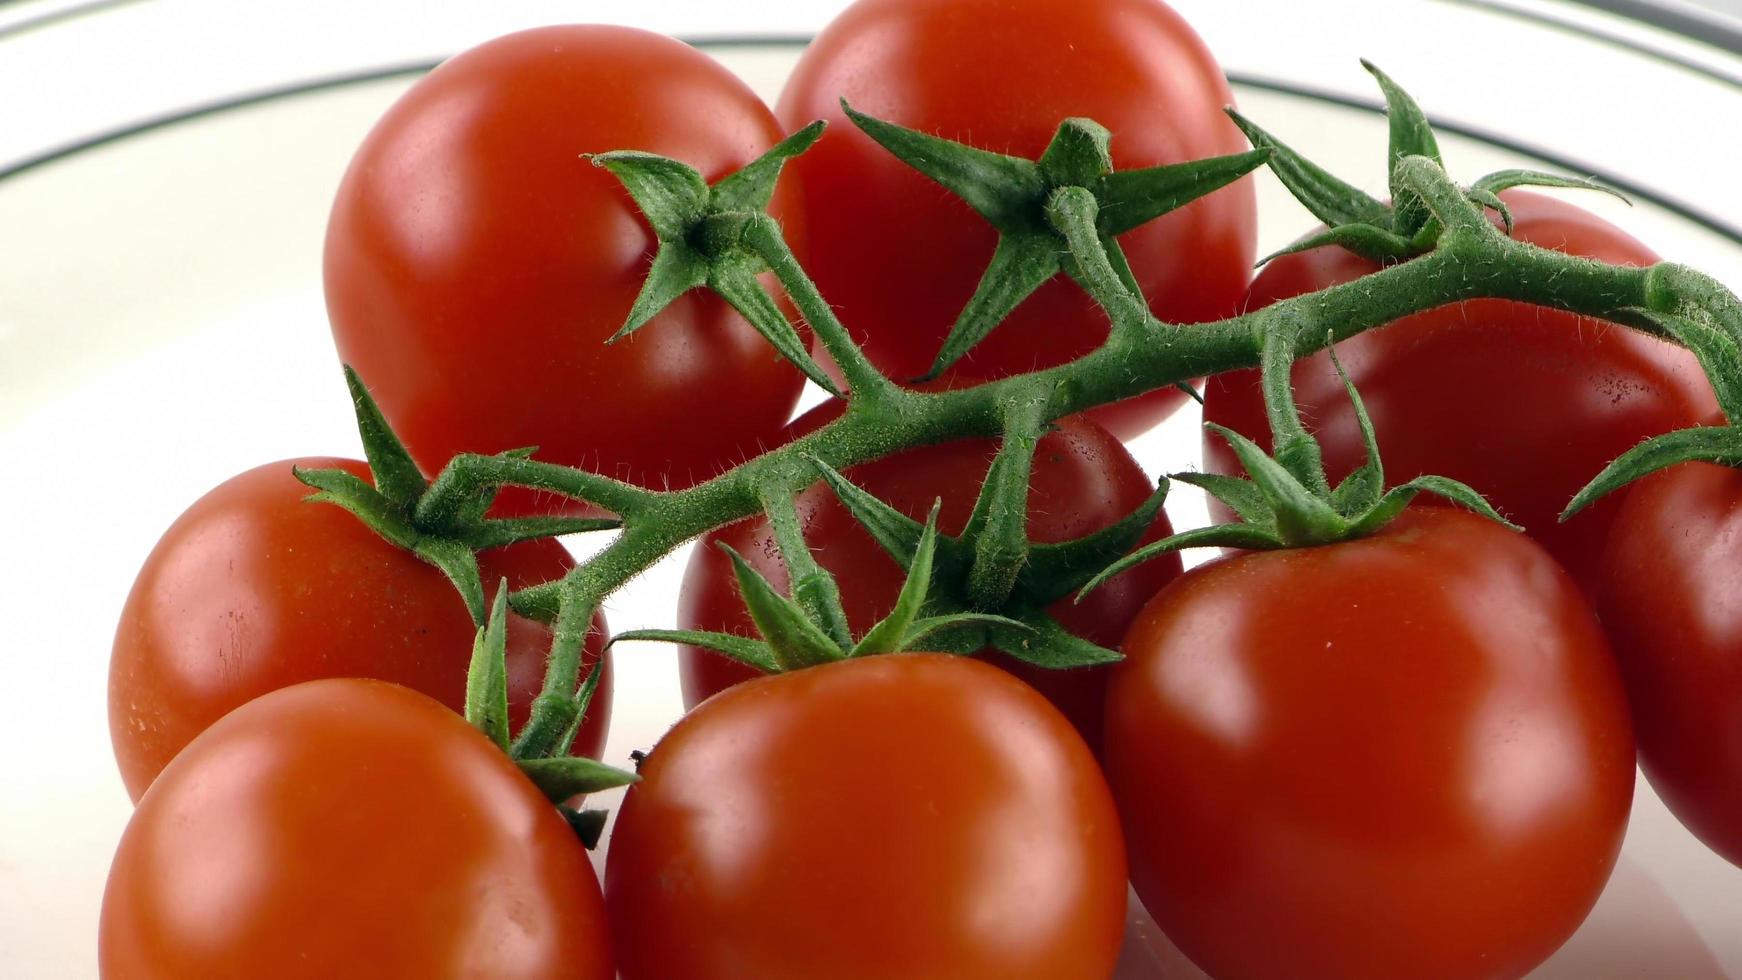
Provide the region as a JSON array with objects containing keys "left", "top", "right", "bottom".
[
  {"left": 1080, "top": 325, "right": 1515, "bottom": 598},
  {"left": 591, "top": 123, "right": 844, "bottom": 397},
  {"left": 1236, "top": 60, "right": 1627, "bottom": 264},
  {"left": 615, "top": 412, "right": 1170, "bottom": 675},
  {"left": 295, "top": 368, "right": 619, "bottom": 626},
  {"left": 1564, "top": 307, "right": 1742, "bottom": 517},
  {"left": 800, "top": 445, "right": 1152, "bottom": 669},
  {"left": 613, "top": 499, "right": 1035, "bottom": 672},
  {"left": 297, "top": 370, "right": 625, "bottom": 781},
  {"left": 841, "top": 101, "right": 1268, "bottom": 378},
  {"left": 464, "top": 584, "right": 637, "bottom": 821}
]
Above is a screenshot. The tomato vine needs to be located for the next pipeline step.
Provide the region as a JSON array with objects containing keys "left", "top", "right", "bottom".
[{"left": 303, "top": 76, "right": 1742, "bottom": 761}]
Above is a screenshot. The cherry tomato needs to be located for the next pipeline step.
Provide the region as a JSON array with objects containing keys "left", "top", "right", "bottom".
[
  {"left": 606, "top": 653, "right": 1126, "bottom": 979},
  {"left": 1203, "top": 190, "right": 1715, "bottom": 590},
  {"left": 677, "top": 402, "right": 1179, "bottom": 754},
  {"left": 109, "top": 458, "right": 609, "bottom": 802},
  {"left": 776, "top": 0, "right": 1254, "bottom": 438},
  {"left": 1107, "top": 508, "right": 1634, "bottom": 980},
  {"left": 101, "top": 679, "right": 613, "bottom": 979},
  {"left": 324, "top": 26, "right": 804, "bottom": 511},
  {"left": 1596, "top": 454, "right": 1742, "bottom": 867}
]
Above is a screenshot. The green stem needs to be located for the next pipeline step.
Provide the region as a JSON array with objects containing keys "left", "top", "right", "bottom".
[
  {"left": 476, "top": 158, "right": 1702, "bottom": 741},
  {"left": 1258, "top": 312, "right": 1330, "bottom": 495},
  {"left": 1393, "top": 154, "right": 1496, "bottom": 242},
  {"left": 511, "top": 569, "right": 600, "bottom": 759},
  {"left": 964, "top": 387, "right": 1049, "bottom": 609},
  {"left": 760, "top": 488, "right": 853, "bottom": 648},
  {"left": 744, "top": 214, "right": 901, "bottom": 401},
  {"left": 509, "top": 244, "right": 1655, "bottom": 621},
  {"left": 1045, "top": 186, "right": 1150, "bottom": 335},
  {"left": 418, "top": 454, "right": 656, "bottom": 526}
]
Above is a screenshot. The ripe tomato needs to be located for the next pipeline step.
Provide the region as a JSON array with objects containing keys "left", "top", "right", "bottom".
[
  {"left": 324, "top": 26, "right": 804, "bottom": 510},
  {"left": 108, "top": 458, "right": 609, "bottom": 802},
  {"left": 101, "top": 679, "right": 613, "bottom": 979},
  {"left": 1107, "top": 508, "right": 1634, "bottom": 980},
  {"left": 1596, "top": 455, "right": 1742, "bottom": 867},
  {"left": 606, "top": 654, "right": 1126, "bottom": 979},
  {"left": 776, "top": 0, "right": 1254, "bottom": 438},
  {"left": 677, "top": 403, "right": 1179, "bottom": 754},
  {"left": 1203, "top": 190, "right": 1715, "bottom": 590}
]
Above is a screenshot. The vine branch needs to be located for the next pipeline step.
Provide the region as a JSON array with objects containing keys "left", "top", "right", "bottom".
[
  {"left": 326, "top": 115, "right": 1733, "bottom": 749},
  {"left": 499, "top": 157, "right": 1679, "bottom": 647}
]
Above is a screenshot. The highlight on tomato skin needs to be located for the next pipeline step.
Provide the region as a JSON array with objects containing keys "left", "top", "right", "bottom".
[
  {"left": 99, "top": 678, "right": 616, "bottom": 980},
  {"left": 1596, "top": 454, "right": 1742, "bottom": 870},
  {"left": 323, "top": 25, "right": 807, "bottom": 514},
  {"left": 775, "top": 0, "right": 1256, "bottom": 439},
  {"left": 1105, "top": 507, "right": 1636, "bottom": 980},
  {"left": 675, "top": 401, "right": 1180, "bottom": 755},
  {"left": 107, "top": 458, "right": 611, "bottom": 802},
  {"left": 1203, "top": 190, "right": 1717, "bottom": 593},
  {"left": 604, "top": 653, "right": 1128, "bottom": 980}
]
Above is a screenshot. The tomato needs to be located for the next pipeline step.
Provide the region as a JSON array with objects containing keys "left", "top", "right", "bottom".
[
  {"left": 776, "top": 0, "right": 1254, "bottom": 438},
  {"left": 108, "top": 458, "right": 609, "bottom": 802},
  {"left": 676, "top": 402, "right": 1179, "bottom": 754},
  {"left": 1596, "top": 454, "right": 1742, "bottom": 867},
  {"left": 1106, "top": 508, "right": 1634, "bottom": 980},
  {"left": 1203, "top": 190, "right": 1715, "bottom": 590},
  {"left": 606, "top": 653, "right": 1126, "bottom": 979},
  {"left": 100, "top": 679, "right": 612, "bottom": 979},
  {"left": 324, "top": 26, "right": 804, "bottom": 511}
]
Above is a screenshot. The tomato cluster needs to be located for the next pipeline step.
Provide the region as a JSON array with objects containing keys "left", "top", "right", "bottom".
[{"left": 98, "top": 3, "right": 1742, "bottom": 979}]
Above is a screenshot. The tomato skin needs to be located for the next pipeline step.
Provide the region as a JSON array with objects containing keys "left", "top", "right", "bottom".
[
  {"left": 1107, "top": 508, "right": 1634, "bottom": 980},
  {"left": 108, "top": 458, "right": 609, "bottom": 802},
  {"left": 606, "top": 653, "right": 1126, "bottom": 979},
  {"left": 1596, "top": 457, "right": 1742, "bottom": 867},
  {"left": 676, "top": 403, "right": 1180, "bottom": 754},
  {"left": 324, "top": 26, "right": 803, "bottom": 508},
  {"left": 777, "top": 0, "right": 1254, "bottom": 438},
  {"left": 100, "top": 679, "right": 613, "bottom": 979},
  {"left": 1203, "top": 191, "right": 1714, "bottom": 590}
]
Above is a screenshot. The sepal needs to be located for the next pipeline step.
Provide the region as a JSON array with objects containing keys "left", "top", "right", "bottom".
[
  {"left": 1364, "top": 60, "right": 1442, "bottom": 238},
  {"left": 844, "top": 103, "right": 1265, "bottom": 374},
  {"left": 850, "top": 501, "right": 945, "bottom": 656},
  {"left": 343, "top": 366, "right": 426, "bottom": 510},
  {"left": 611, "top": 629, "right": 781, "bottom": 674},
  {"left": 590, "top": 133, "right": 833, "bottom": 385},
  {"left": 1563, "top": 426, "right": 1742, "bottom": 519},
  {"left": 1225, "top": 108, "right": 1391, "bottom": 233},
  {"left": 1236, "top": 64, "right": 1622, "bottom": 265},
  {"left": 1017, "top": 479, "right": 1168, "bottom": 605},
  {"left": 711, "top": 121, "right": 825, "bottom": 212},
  {"left": 517, "top": 756, "right": 640, "bottom": 803},
  {"left": 987, "top": 609, "right": 1121, "bottom": 668},
  {"left": 720, "top": 543, "right": 845, "bottom": 671},
  {"left": 464, "top": 583, "right": 513, "bottom": 750}
]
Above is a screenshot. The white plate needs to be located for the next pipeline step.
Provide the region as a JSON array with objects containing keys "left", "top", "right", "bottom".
[{"left": 4, "top": 6, "right": 1742, "bottom": 978}]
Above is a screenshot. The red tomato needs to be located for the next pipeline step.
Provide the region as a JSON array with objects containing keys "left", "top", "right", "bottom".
[
  {"left": 108, "top": 458, "right": 609, "bottom": 802},
  {"left": 606, "top": 654, "right": 1126, "bottom": 979},
  {"left": 101, "top": 679, "right": 613, "bottom": 979},
  {"left": 324, "top": 26, "right": 803, "bottom": 511},
  {"left": 776, "top": 0, "right": 1254, "bottom": 438},
  {"left": 1596, "top": 454, "right": 1742, "bottom": 867},
  {"left": 1107, "top": 508, "right": 1634, "bottom": 980},
  {"left": 1203, "top": 190, "right": 1714, "bottom": 590},
  {"left": 677, "top": 403, "right": 1180, "bottom": 754}
]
